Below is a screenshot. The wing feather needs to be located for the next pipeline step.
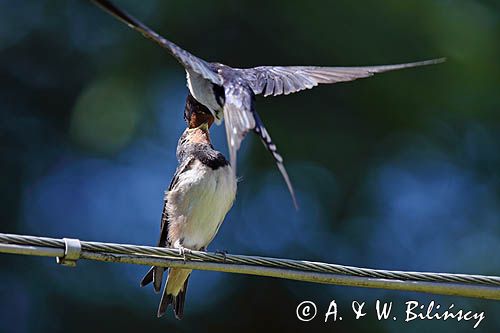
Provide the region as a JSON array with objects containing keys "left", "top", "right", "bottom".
[
  {"left": 240, "top": 58, "right": 445, "bottom": 97},
  {"left": 151, "top": 157, "right": 193, "bottom": 292},
  {"left": 90, "top": 0, "right": 222, "bottom": 85}
]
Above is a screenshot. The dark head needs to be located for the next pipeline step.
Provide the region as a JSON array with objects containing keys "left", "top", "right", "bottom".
[
  {"left": 184, "top": 94, "right": 215, "bottom": 129},
  {"left": 177, "top": 94, "right": 213, "bottom": 161}
]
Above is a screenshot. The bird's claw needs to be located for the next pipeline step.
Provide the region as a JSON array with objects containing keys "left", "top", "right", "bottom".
[
  {"left": 215, "top": 249, "right": 228, "bottom": 262},
  {"left": 177, "top": 246, "right": 190, "bottom": 262}
]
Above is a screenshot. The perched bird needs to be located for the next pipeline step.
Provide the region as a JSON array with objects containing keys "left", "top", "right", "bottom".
[
  {"left": 90, "top": 0, "right": 445, "bottom": 208},
  {"left": 140, "top": 94, "right": 237, "bottom": 319}
]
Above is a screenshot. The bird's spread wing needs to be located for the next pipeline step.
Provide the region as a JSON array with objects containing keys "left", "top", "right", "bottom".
[
  {"left": 223, "top": 84, "right": 256, "bottom": 175},
  {"left": 224, "top": 84, "right": 297, "bottom": 208},
  {"left": 90, "top": 0, "right": 222, "bottom": 85},
  {"left": 239, "top": 58, "right": 445, "bottom": 97}
]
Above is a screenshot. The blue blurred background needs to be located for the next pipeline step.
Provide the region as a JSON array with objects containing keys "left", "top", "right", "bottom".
[{"left": 0, "top": 0, "right": 499, "bottom": 332}]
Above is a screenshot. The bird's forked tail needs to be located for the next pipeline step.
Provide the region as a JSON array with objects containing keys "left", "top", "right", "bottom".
[{"left": 157, "top": 268, "right": 191, "bottom": 319}]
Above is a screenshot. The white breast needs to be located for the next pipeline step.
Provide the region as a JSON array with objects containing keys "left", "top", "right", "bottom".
[{"left": 166, "top": 160, "right": 237, "bottom": 250}]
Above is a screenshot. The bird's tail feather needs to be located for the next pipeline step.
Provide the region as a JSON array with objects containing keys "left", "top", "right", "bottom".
[
  {"left": 140, "top": 266, "right": 165, "bottom": 293},
  {"left": 157, "top": 268, "right": 191, "bottom": 319},
  {"left": 140, "top": 266, "right": 154, "bottom": 286},
  {"left": 253, "top": 111, "right": 298, "bottom": 209}
]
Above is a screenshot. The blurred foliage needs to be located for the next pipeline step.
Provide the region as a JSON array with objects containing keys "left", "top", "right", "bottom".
[
  {"left": 0, "top": 0, "right": 499, "bottom": 332},
  {"left": 70, "top": 76, "right": 143, "bottom": 153}
]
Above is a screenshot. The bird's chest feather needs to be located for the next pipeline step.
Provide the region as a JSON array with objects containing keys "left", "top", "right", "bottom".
[{"left": 166, "top": 159, "right": 236, "bottom": 250}]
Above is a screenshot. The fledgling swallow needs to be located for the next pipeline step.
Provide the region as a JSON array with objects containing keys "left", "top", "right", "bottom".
[
  {"left": 90, "top": 0, "right": 445, "bottom": 208},
  {"left": 140, "top": 94, "right": 237, "bottom": 319}
]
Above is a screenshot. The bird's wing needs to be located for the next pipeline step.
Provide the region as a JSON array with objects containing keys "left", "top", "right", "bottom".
[
  {"left": 141, "top": 156, "right": 193, "bottom": 292},
  {"left": 239, "top": 58, "right": 445, "bottom": 97},
  {"left": 158, "top": 157, "right": 194, "bottom": 247},
  {"left": 90, "top": 0, "right": 222, "bottom": 85},
  {"left": 224, "top": 84, "right": 297, "bottom": 208}
]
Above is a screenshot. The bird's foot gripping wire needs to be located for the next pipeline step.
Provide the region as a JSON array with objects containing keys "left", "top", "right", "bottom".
[
  {"left": 177, "top": 246, "right": 191, "bottom": 262},
  {"left": 215, "top": 249, "right": 228, "bottom": 262}
]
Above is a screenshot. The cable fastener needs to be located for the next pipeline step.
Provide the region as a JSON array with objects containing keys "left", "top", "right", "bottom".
[{"left": 56, "top": 238, "right": 81, "bottom": 267}]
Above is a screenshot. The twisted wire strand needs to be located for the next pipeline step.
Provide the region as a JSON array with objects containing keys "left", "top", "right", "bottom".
[{"left": 1, "top": 232, "right": 499, "bottom": 288}]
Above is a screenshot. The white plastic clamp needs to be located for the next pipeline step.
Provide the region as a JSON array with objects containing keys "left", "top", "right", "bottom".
[{"left": 56, "top": 238, "right": 81, "bottom": 267}]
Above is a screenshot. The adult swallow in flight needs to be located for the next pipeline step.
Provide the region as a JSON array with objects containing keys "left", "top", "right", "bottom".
[
  {"left": 141, "top": 94, "right": 237, "bottom": 319},
  {"left": 90, "top": 0, "right": 445, "bottom": 208}
]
